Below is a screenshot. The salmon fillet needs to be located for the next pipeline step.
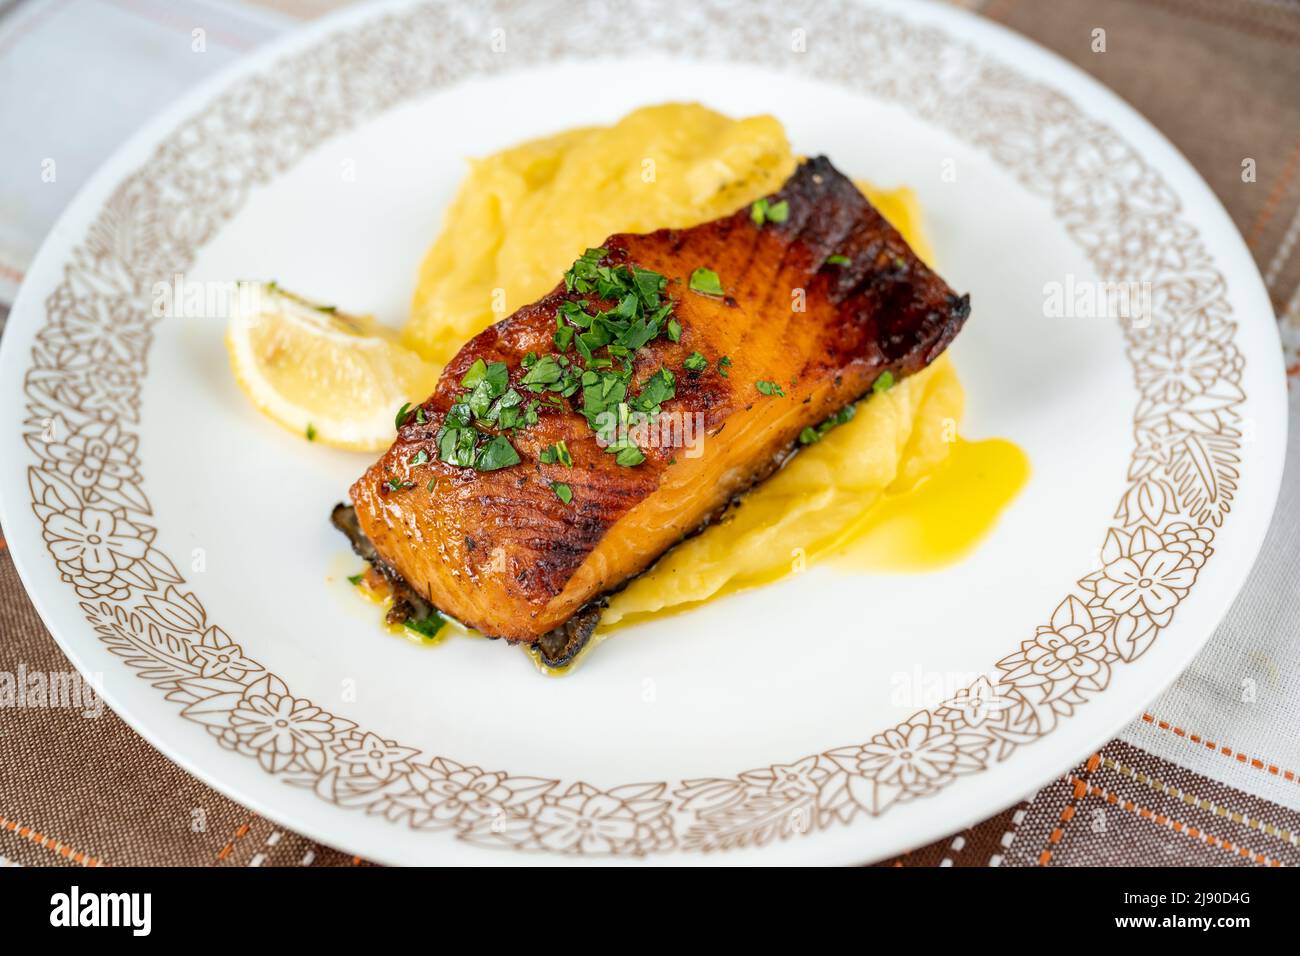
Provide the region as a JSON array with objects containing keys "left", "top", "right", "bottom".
[{"left": 343, "top": 157, "right": 970, "bottom": 661}]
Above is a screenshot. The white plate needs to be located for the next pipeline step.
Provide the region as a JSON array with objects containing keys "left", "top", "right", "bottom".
[{"left": 0, "top": 0, "right": 1286, "bottom": 865}]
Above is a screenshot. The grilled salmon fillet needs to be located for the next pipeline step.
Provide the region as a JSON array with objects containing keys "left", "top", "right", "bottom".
[{"left": 344, "top": 157, "right": 969, "bottom": 658}]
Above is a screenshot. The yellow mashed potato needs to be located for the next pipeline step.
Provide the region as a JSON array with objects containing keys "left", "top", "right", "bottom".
[
  {"left": 406, "top": 103, "right": 934, "bottom": 362},
  {"left": 405, "top": 103, "right": 962, "bottom": 625}
]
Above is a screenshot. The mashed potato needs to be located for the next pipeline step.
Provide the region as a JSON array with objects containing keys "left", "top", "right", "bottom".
[
  {"left": 407, "top": 103, "right": 934, "bottom": 363},
  {"left": 406, "top": 103, "right": 961, "bottom": 625}
]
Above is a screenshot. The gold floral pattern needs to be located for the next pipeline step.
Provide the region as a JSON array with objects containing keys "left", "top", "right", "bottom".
[{"left": 19, "top": 0, "right": 1247, "bottom": 857}]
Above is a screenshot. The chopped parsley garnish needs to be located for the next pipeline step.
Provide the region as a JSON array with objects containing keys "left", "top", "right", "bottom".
[
  {"left": 474, "top": 434, "right": 521, "bottom": 471},
  {"left": 437, "top": 411, "right": 478, "bottom": 468},
  {"left": 522, "top": 354, "right": 565, "bottom": 388},
  {"left": 436, "top": 413, "right": 520, "bottom": 471},
  {"left": 551, "top": 481, "right": 573, "bottom": 505},
  {"left": 750, "top": 197, "right": 789, "bottom": 226},
  {"left": 522, "top": 399, "right": 541, "bottom": 427},
  {"left": 612, "top": 443, "right": 646, "bottom": 467},
  {"left": 683, "top": 351, "right": 708, "bottom": 372},
  {"left": 717, "top": 355, "right": 732, "bottom": 377},
  {"left": 688, "top": 267, "right": 724, "bottom": 296},
  {"left": 825, "top": 254, "right": 851, "bottom": 267},
  {"left": 560, "top": 255, "right": 678, "bottom": 429},
  {"left": 459, "top": 357, "right": 494, "bottom": 387},
  {"left": 540, "top": 440, "right": 573, "bottom": 467},
  {"left": 581, "top": 370, "right": 673, "bottom": 466},
  {"left": 305, "top": 423, "right": 316, "bottom": 441},
  {"left": 405, "top": 610, "right": 445, "bottom": 640},
  {"left": 563, "top": 247, "right": 609, "bottom": 294},
  {"left": 873, "top": 371, "right": 895, "bottom": 394},
  {"left": 409, "top": 448, "right": 429, "bottom": 466},
  {"left": 433, "top": 250, "right": 690, "bottom": 475},
  {"left": 632, "top": 267, "right": 664, "bottom": 304},
  {"left": 633, "top": 367, "right": 676, "bottom": 413},
  {"left": 799, "top": 404, "right": 857, "bottom": 445},
  {"left": 756, "top": 380, "right": 785, "bottom": 397},
  {"left": 433, "top": 358, "right": 526, "bottom": 471},
  {"left": 347, "top": 572, "right": 364, "bottom": 585},
  {"left": 581, "top": 368, "right": 628, "bottom": 425},
  {"left": 463, "top": 359, "right": 511, "bottom": 417},
  {"left": 488, "top": 388, "right": 525, "bottom": 429},
  {"left": 384, "top": 477, "right": 413, "bottom": 492},
  {"left": 394, "top": 402, "right": 413, "bottom": 429}
]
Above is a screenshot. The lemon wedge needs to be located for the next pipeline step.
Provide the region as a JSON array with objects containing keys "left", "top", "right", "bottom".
[{"left": 226, "top": 283, "right": 440, "bottom": 451}]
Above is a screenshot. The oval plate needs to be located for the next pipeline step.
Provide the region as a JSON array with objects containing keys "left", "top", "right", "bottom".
[{"left": 0, "top": 0, "right": 1286, "bottom": 865}]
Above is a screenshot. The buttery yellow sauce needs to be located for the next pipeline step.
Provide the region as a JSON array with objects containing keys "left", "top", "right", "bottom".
[
  {"left": 828, "top": 438, "right": 1029, "bottom": 571},
  {"left": 379, "top": 103, "right": 1026, "bottom": 667}
]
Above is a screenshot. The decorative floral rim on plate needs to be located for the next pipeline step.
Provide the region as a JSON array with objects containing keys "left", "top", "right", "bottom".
[{"left": 20, "top": 0, "right": 1244, "bottom": 856}]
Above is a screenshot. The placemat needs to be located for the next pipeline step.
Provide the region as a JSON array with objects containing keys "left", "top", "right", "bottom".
[{"left": 0, "top": 0, "right": 1296, "bottom": 867}]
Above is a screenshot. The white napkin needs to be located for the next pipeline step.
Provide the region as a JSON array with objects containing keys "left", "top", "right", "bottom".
[{"left": 0, "top": 0, "right": 292, "bottom": 307}]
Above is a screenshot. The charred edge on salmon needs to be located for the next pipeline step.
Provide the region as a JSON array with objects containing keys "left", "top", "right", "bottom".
[{"left": 331, "top": 502, "right": 600, "bottom": 668}]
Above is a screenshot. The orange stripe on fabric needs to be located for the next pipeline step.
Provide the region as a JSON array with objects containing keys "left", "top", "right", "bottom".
[
  {"left": 1141, "top": 713, "right": 1298, "bottom": 783},
  {"left": 0, "top": 813, "right": 106, "bottom": 866},
  {"left": 214, "top": 819, "right": 255, "bottom": 865},
  {"left": 1247, "top": 137, "right": 1300, "bottom": 249},
  {"left": 1067, "top": 776, "right": 1282, "bottom": 867},
  {"left": 1101, "top": 754, "right": 1300, "bottom": 851},
  {"left": 1036, "top": 752, "right": 1101, "bottom": 867}
]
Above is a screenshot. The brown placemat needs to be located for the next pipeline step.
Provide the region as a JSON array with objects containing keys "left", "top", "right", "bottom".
[
  {"left": 2, "top": 0, "right": 1298, "bottom": 866},
  {"left": 0, "top": 546, "right": 364, "bottom": 867}
]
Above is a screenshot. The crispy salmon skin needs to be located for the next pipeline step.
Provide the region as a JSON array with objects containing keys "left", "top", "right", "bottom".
[{"left": 347, "top": 157, "right": 969, "bottom": 648}]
